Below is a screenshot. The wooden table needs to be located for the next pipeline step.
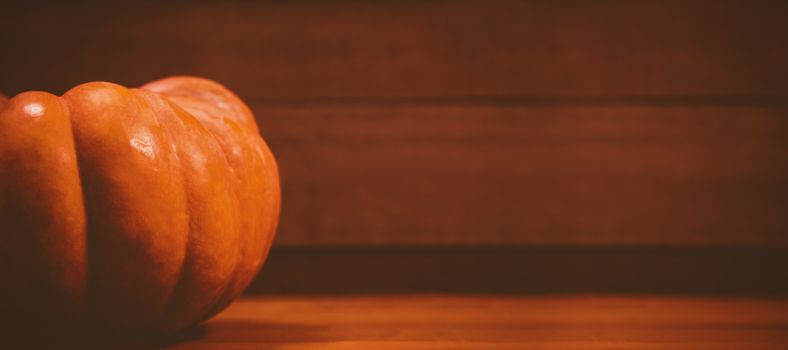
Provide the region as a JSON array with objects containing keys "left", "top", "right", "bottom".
[{"left": 165, "top": 295, "right": 788, "bottom": 349}]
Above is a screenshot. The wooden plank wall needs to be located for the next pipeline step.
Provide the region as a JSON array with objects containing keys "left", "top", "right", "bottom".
[{"left": 2, "top": 1, "right": 788, "bottom": 247}]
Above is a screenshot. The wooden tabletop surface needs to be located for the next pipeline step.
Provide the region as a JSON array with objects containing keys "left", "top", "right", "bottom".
[{"left": 164, "top": 294, "right": 788, "bottom": 349}]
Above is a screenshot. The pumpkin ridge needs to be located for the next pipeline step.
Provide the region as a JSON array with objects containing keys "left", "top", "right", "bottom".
[
  {"left": 136, "top": 88, "right": 245, "bottom": 331},
  {"left": 59, "top": 92, "right": 92, "bottom": 331},
  {"left": 192, "top": 123, "right": 249, "bottom": 322},
  {"left": 141, "top": 78, "right": 260, "bottom": 322},
  {"left": 165, "top": 98, "right": 247, "bottom": 322},
  {"left": 62, "top": 88, "right": 100, "bottom": 332},
  {"left": 131, "top": 89, "right": 193, "bottom": 330},
  {"left": 0, "top": 91, "right": 88, "bottom": 334},
  {"left": 63, "top": 82, "right": 189, "bottom": 333},
  {"left": 205, "top": 136, "right": 281, "bottom": 318}
]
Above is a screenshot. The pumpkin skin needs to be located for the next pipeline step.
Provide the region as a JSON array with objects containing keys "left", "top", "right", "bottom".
[{"left": 0, "top": 77, "right": 280, "bottom": 335}]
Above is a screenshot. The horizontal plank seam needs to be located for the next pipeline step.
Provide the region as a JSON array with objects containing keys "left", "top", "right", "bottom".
[{"left": 266, "top": 245, "right": 788, "bottom": 253}]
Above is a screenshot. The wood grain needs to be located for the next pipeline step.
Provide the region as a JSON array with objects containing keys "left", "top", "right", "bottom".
[
  {"left": 1, "top": 1, "right": 788, "bottom": 98},
  {"left": 159, "top": 295, "right": 788, "bottom": 349},
  {"left": 260, "top": 105, "right": 788, "bottom": 246}
]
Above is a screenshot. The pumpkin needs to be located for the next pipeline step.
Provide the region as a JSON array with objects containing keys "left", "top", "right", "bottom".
[{"left": 0, "top": 77, "right": 280, "bottom": 335}]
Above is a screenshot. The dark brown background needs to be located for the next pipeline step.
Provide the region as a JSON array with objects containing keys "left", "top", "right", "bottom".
[{"left": 2, "top": 0, "right": 787, "bottom": 294}]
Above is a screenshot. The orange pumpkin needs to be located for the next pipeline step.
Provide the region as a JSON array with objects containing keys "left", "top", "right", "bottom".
[{"left": 0, "top": 77, "right": 280, "bottom": 335}]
